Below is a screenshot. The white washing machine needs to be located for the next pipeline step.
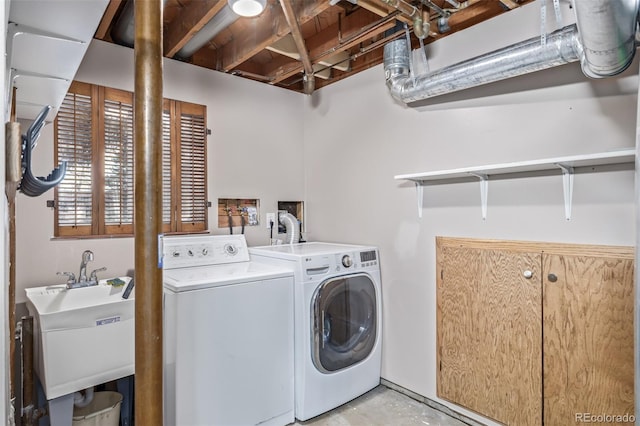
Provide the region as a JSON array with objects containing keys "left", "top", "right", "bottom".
[
  {"left": 163, "top": 234, "right": 294, "bottom": 426},
  {"left": 249, "top": 242, "right": 382, "bottom": 421}
]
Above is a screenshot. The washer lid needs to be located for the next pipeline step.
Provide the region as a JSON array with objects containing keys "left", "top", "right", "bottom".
[
  {"left": 249, "top": 242, "right": 376, "bottom": 259},
  {"left": 163, "top": 261, "right": 293, "bottom": 292}
]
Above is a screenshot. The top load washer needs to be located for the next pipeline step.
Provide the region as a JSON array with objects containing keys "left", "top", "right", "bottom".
[
  {"left": 249, "top": 242, "right": 382, "bottom": 421},
  {"left": 163, "top": 234, "right": 294, "bottom": 426}
]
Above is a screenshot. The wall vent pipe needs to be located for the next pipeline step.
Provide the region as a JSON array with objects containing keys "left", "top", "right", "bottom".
[
  {"left": 384, "top": 0, "right": 640, "bottom": 104},
  {"left": 279, "top": 212, "right": 300, "bottom": 245}
]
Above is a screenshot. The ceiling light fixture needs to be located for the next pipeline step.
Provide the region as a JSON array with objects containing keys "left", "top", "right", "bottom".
[{"left": 228, "top": 0, "right": 266, "bottom": 17}]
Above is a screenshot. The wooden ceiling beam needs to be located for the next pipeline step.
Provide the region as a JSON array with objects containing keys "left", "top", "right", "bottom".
[
  {"left": 447, "top": 0, "right": 507, "bottom": 30},
  {"left": 279, "top": 0, "right": 314, "bottom": 86},
  {"left": 94, "top": 0, "right": 124, "bottom": 40},
  {"left": 164, "top": 0, "right": 227, "bottom": 57},
  {"left": 499, "top": 0, "right": 521, "bottom": 9},
  {"left": 266, "top": 8, "right": 395, "bottom": 83},
  {"left": 216, "top": 0, "right": 332, "bottom": 71}
]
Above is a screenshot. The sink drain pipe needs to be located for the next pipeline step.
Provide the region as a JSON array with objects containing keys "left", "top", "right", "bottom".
[{"left": 73, "top": 387, "right": 95, "bottom": 408}]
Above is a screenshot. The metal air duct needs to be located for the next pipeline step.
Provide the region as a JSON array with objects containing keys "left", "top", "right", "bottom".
[
  {"left": 112, "top": 0, "right": 238, "bottom": 59},
  {"left": 176, "top": 5, "right": 239, "bottom": 59},
  {"left": 384, "top": 24, "right": 582, "bottom": 104},
  {"left": 574, "top": 0, "right": 639, "bottom": 77},
  {"left": 384, "top": 0, "right": 640, "bottom": 104}
]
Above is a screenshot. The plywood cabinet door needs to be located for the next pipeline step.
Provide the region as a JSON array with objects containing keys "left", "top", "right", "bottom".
[
  {"left": 437, "top": 238, "right": 634, "bottom": 426},
  {"left": 543, "top": 252, "right": 634, "bottom": 425},
  {"left": 437, "top": 242, "right": 543, "bottom": 425}
]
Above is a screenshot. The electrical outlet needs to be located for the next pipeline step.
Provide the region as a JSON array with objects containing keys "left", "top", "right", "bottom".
[{"left": 266, "top": 213, "right": 276, "bottom": 229}]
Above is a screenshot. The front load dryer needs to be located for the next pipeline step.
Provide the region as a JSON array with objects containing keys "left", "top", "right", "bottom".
[
  {"left": 163, "top": 234, "right": 294, "bottom": 426},
  {"left": 249, "top": 242, "right": 382, "bottom": 421}
]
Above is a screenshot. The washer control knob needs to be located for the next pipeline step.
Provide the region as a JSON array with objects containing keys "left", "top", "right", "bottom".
[
  {"left": 342, "top": 255, "right": 353, "bottom": 268},
  {"left": 172, "top": 251, "right": 180, "bottom": 258},
  {"left": 202, "top": 248, "right": 208, "bottom": 256}
]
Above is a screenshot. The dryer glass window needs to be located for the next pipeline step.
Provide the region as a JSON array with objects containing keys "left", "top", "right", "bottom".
[{"left": 312, "top": 274, "right": 377, "bottom": 373}]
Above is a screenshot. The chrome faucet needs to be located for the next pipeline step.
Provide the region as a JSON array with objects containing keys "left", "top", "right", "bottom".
[
  {"left": 58, "top": 250, "right": 107, "bottom": 289},
  {"left": 79, "top": 250, "right": 94, "bottom": 283}
]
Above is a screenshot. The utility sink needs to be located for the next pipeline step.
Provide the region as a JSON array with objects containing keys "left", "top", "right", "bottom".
[{"left": 25, "top": 278, "right": 135, "bottom": 400}]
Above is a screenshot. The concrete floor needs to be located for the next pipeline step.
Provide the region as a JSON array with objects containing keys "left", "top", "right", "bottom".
[{"left": 294, "top": 386, "right": 469, "bottom": 426}]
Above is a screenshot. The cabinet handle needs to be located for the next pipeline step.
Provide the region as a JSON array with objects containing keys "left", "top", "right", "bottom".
[
  {"left": 547, "top": 273, "right": 558, "bottom": 282},
  {"left": 523, "top": 270, "right": 533, "bottom": 279}
]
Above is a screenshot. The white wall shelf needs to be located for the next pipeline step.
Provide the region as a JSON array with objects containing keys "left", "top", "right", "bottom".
[
  {"left": 6, "top": 0, "right": 109, "bottom": 121},
  {"left": 394, "top": 149, "right": 636, "bottom": 220}
]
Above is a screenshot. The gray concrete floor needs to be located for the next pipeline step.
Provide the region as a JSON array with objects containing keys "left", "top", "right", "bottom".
[{"left": 294, "top": 386, "right": 468, "bottom": 426}]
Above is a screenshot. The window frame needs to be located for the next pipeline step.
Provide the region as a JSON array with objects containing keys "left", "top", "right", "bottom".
[{"left": 53, "top": 81, "right": 208, "bottom": 238}]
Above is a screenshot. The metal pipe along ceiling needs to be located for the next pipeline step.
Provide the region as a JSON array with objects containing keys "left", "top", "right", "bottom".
[
  {"left": 384, "top": 0, "right": 640, "bottom": 104},
  {"left": 176, "top": 5, "right": 239, "bottom": 59},
  {"left": 111, "top": 0, "right": 239, "bottom": 58}
]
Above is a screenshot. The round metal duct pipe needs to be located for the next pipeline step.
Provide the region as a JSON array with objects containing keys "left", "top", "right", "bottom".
[
  {"left": 384, "top": 25, "right": 582, "bottom": 104},
  {"left": 573, "top": 0, "right": 640, "bottom": 78}
]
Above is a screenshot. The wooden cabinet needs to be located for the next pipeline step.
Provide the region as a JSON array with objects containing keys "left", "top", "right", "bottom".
[{"left": 436, "top": 237, "right": 634, "bottom": 426}]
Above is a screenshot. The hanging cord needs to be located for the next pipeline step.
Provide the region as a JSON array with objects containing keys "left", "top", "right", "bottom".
[
  {"left": 269, "top": 219, "right": 274, "bottom": 242},
  {"left": 240, "top": 208, "right": 246, "bottom": 235}
]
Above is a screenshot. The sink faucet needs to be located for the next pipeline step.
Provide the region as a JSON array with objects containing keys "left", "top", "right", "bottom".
[
  {"left": 58, "top": 250, "right": 106, "bottom": 289},
  {"left": 79, "top": 250, "right": 94, "bottom": 283}
]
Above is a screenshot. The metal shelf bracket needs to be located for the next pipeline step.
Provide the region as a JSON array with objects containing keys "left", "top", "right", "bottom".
[
  {"left": 415, "top": 182, "right": 424, "bottom": 219},
  {"left": 556, "top": 163, "right": 574, "bottom": 220},
  {"left": 469, "top": 172, "right": 488, "bottom": 220}
]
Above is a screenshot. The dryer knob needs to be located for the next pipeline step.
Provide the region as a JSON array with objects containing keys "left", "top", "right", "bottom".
[{"left": 342, "top": 255, "right": 353, "bottom": 268}]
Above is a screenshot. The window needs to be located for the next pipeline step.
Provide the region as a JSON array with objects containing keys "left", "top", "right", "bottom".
[{"left": 54, "top": 81, "right": 208, "bottom": 237}]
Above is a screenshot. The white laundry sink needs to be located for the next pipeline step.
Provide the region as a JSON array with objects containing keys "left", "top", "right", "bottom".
[{"left": 25, "top": 278, "right": 135, "bottom": 400}]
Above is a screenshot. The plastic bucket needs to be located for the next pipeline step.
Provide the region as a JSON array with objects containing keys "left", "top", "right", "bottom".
[{"left": 72, "top": 391, "right": 122, "bottom": 426}]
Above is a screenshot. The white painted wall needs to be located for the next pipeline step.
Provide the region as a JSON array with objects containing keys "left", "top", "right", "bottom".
[
  {"left": 303, "top": 3, "right": 636, "bottom": 425},
  {"left": 14, "top": 39, "right": 305, "bottom": 303}
]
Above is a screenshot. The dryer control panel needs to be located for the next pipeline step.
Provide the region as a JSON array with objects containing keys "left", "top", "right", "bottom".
[
  {"left": 303, "top": 249, "right": 379, "bottom": 279},
  {"left": 334, "top": 250, "right": 378, "bottom": 271},
  {"left": 163, "top": 234, "right": 250, "bottom": 269}
]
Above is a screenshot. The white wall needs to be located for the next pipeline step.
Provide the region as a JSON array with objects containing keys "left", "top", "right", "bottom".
[
  {"left": 303, "top": 3, "right": 636, "bottom": 425},
  {"left": 15, "top": 40, "right": 305, "bottom": 303}
]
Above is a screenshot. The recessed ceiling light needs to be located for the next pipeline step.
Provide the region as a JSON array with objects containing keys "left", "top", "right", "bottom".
[{"left": 228, "top": 0, "right": 266, "bottom": 17}]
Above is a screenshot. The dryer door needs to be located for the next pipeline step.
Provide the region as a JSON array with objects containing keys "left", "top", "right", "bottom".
[{"left": 312, "top": 273, "right": 377, "bottom": 373}]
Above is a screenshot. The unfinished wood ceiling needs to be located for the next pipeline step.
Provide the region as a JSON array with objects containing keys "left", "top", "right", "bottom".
[{"left": 94, "top": 0, "right": 534, "bottom": 93}]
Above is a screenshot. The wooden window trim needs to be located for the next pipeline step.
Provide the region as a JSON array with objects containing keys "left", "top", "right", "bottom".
[{"left": 54, "top": 82, "right": 208, "bottom": 238}]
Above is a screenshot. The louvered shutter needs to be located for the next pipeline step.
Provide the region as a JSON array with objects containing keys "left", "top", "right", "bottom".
[
  {"left": 102, "top": 88, "right": 134, "bottom": 234},
  {"left": 162, "top": 101, "right": 174, "bottom": 231},
  {"left": 177, "top": 102, "right": 207, "bottom": 232},
  {"left": 55, "top": 82, "right": 95, "bottom": 236},
  {"left": 54, "top": 81, "right": 208, "bottom": 237}
]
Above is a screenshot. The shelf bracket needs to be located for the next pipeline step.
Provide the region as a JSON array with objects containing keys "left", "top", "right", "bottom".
[
  {"left": 556, "top": 163, "right": 574, "bottom": 220},
  {"left": 469, "top": 172, "right": 488, "bottom": 220},
  {"left": 415, "top": 182, "right": 424, "bottom": 218}
]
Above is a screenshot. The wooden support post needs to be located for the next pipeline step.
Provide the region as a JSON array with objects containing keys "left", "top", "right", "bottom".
[
  {"left": 7, "top": 86, "right": 19, "bottom": 404},
  {"left": 21, "top": 317, "right": 34, "bottom": 426},
  {"left": 134, "top": 0, "right": 164, "bottom": 424}
]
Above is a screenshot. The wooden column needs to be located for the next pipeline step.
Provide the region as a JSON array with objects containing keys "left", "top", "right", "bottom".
[
  {"left": 133, "top": 0, "right": 163, "bottom": 424},
  {"left": 7, "top": 87, "right": 19, "bottom": 404}
]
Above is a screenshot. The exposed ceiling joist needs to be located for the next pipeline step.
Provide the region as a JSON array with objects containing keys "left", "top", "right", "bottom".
[{"left": 93, "top": 0, "right": 535, "bottom": 93}]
